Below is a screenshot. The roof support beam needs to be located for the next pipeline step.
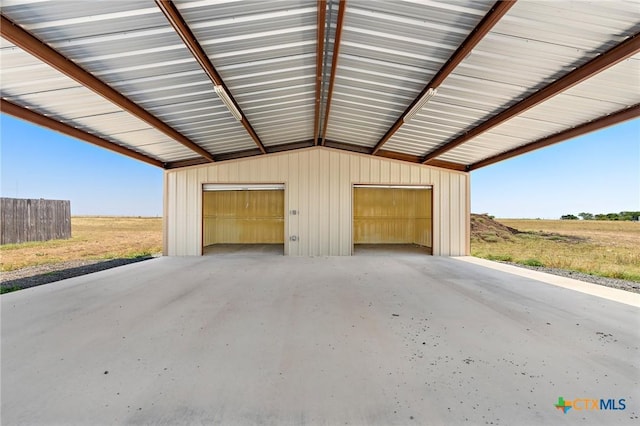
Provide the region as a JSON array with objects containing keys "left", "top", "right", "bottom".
[
  {"left": 165, "top": 140, "right": 318, "bottom": 169},
  {"left": 155, "top": 0, "right": 266, "bottom": 154},
  {"left": 313, "top": 0, "right": 327, "bottom": 146},
  {"left": 468, "top": 103, "right": 640, "bottom": 170},
  {"left": 322, "top": 141, "right": 466, "bottom": 172},
  {"left": 371, "top": 0, "right": 515, "bottom": 155},
  {"left": 0, "top": 14, "right": 215, "bottom": 162},
  {"left": 320, "top": 0, "right": 347, "bottom": 146},
  {"left": 423, "top": 31, "right": 640, "bottom": 164},
  {"left": 377, "top": 150, "right": 467, "bottom": 171},
  {"left": 1, "top": 99, "right": 164, "bottom": 168}
]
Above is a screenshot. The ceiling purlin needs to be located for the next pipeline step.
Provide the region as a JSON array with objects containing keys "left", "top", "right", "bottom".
[
  {"left": 468, "top": 103, "right": 640, "bottom": 170},
  {"left": 422, "top": 31, "right": 640, "bottom": 164},
  {"left": 320, "top": 0, "right": 347, "bottom": 146},
  {"left": 0, "top": 14, "right": 216, "bottom": 162},
  {"left": 313, "top": 0, "right": 327, "bottom": 146},
  {"left": 1, "top": 99, "right": 165, "bottom": 168},
  {"left": 155, "top": 0, "right": 267, "bottom": 154},
  {"left": 371, "top": 0, "right": 517, "bottom": 155}
]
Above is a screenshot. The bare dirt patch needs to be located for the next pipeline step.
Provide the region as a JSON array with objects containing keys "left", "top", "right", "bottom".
[{"left": 471, "top": 214, "right": 586, "bottom": 244}]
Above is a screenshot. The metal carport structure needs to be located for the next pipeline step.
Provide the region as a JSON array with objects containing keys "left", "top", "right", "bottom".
[{"left": 2, "top": 3, "right": 640, "bottom": 423}]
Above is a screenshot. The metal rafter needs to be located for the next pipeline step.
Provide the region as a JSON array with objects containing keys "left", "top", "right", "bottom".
[
  {"left": 1, "top": 99, "right": 165, "bottom": 168},
  {"left": 155, "top": 0, "right": 266, "bottom": 154},
  {"left": 423, "top": 31, "right": 640, "bottom": 164},
  {"left": 323, "top": 141, "right": 466, "bottom": 171},
  {"left": 313, "top": 0, "right": 327, "bottom": 146},
  {"left": 320, "top": 0, "right": 347, "bottom": 146},
  {"left": 165, "top": 141, "right": 317, "bottom": 169},
  {"left": 371, "top": 0, "right": 516, "bottom": 155},
  {"left": 0, "top": 14, "right": 215, "bottom": 162},
  {"left": 377, "top": 150, "right": 467, "bottom": 171},
  {"left": 468, "top": 104, "right": 640, "bottom": 170}
]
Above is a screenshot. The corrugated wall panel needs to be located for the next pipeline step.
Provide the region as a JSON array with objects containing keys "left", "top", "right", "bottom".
[{"left": 165, "top": 147, "right": 468, "bottom": 256}]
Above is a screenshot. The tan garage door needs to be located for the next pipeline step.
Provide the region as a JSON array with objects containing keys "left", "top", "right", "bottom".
[
  {"left": 353, "top": 186, "right": 432, "bottom": 247},
  {"left": 203, "top": 186, "right": 284, "bottom": 245}
]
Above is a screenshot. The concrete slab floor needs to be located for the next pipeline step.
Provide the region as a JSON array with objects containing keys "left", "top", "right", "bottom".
[
  {"left": 1, "top": 255, "right": 639, "bottom": 425},
  {"left": 354, "top": 244, "right": 432, "bottom": 256},
  {"left": 203, "top": 244, "right": 284, "bottom": 256}
]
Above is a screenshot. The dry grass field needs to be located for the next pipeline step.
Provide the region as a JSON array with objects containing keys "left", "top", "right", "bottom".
[
  {"left": 471, "top": 216, "right": 640, "bottom": 282},
  {"left": 0, "top": 217, "right": 162, "bottom": 272},
  {"left": 3, "top": 216, "right": 638, "bottom": 284}
]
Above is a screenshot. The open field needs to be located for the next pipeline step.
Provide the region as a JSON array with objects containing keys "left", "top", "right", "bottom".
[
  {"left": 0, "top": 217, "right": 162, "bottom": 272},
  {"left": 471, "top": 216, "right": 640, "bottom": 282},
  {"left": 2, "top": 216, "right": 638, "bottom": 285}
]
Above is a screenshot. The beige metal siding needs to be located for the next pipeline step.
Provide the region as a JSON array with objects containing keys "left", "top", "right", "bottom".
[{"left": 164, "top": 147, "right": 469, "bottom": 256}]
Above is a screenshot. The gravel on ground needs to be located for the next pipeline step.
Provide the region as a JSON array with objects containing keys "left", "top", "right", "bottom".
[
  {"left": 500, "top": 261, "right": 640, "bottom": 294},
  {"left": 1, "top": 255, "right": 160, "bottom": 292}
]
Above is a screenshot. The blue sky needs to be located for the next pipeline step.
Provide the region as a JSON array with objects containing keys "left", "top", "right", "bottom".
[
  {"left": 472, "top": 118, "right": 640, "bottom": 218},
  {"left": 1, "top": 115, "right": 163, "bottom": 216},
  {"left": 1, "top": 114, "right": 638, "bottom": 218}
]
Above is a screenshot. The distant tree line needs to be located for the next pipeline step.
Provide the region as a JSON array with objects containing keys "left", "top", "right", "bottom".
[{"left": 560, "top": 211, "right": 640, "bottom": 221}]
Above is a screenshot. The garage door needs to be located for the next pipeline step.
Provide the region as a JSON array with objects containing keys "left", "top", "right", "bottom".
[
  {"left": 353, "top": 185, "right": 432, "bottom": 250},
  {"left": 203, "top": 184, "right": 284, "bottom": 247}
]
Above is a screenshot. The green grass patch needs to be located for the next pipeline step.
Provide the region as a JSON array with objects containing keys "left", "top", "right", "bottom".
[
  {"left": 487, "top": 254, "right": 513, "bottom": 262},
  {"left": 1, "top": 286, "right": 22, "bottom": 295},
  {"left": 125, "top": 251, "right": 154, "bottom": 259},
  {"left": 515, "top": 233, "right": 540, "bottom": 240},
  {"left": 592, "top": 270, "right": 640, "bottom": 283},
  {"left": 518, "top": 258, "right": 545, "bottom": 267}
]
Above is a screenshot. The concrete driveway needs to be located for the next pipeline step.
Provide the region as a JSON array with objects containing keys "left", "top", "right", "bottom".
[{"left": 2, "top": 255, "right": 639, "bottom": 425}]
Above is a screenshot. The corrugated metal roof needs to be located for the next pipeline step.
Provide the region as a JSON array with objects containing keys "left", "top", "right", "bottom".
[
  {"left": 324, "top": 0, "right": 495, "bottom": 147},
  {"left": 384, "top": 0, "right": 640, "bottom": 163},
  {"left": 1, "top": 0, "right": 638, "bottom": 169},
  {"left": 0, "top": 39, "right": 197, "bottom": 161},
  {"left": 438, "top": 54, "right": 640, "bottom": 164},
  {"left": 176, "top": 0, "right": 318, "bottom": 147},
  {"left": 1, "top": 0, "right": 258, "bottom": 156}
]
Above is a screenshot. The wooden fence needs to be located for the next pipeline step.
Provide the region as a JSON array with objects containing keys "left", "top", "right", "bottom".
[{"left": 0, "top": 198, "right": 71, "bottom": 245}]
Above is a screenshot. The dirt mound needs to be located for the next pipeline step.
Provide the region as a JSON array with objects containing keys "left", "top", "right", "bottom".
[
  {"left": 471, "top": 214, "right": 520, "bottom": 242},
  {"left": 470, "top": 214, "right": 587, "bottom": 244}
]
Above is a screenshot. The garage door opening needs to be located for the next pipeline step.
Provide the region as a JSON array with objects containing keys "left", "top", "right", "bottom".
[
  {"left": 202, "top": 184, "right": 285, "bottom": 256},
  {"left": 353, "top": 185, "right": 432, "bottom": 256}
]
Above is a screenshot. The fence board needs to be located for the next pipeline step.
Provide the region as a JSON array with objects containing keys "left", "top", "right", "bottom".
[{"left": 0, "top": 198, "right": 71, "bottom": 244}]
